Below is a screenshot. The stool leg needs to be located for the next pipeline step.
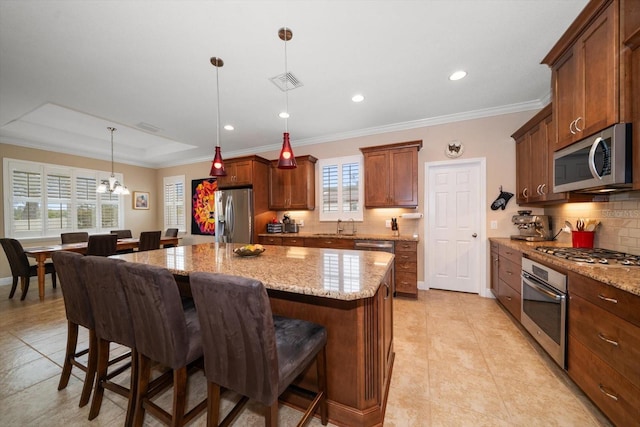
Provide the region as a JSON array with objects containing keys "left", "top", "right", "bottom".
[
  {"left": 171, "top": 367, "right": 187, "bottom": 426},
  {"left": 318, "top": 347, "right": 328, "bottom": 425},
  {"left": 125, "top": 349, "right": 139, "bottom": 427},
  {"left": 207, "top": 383, "right": 221, "bottom": 427},
  {"left": 88, "top": 337, "right": 110, "bottom": 419},
  {"left": 266, "top": 402, "right": 278, "bottom": 427},
  {"left": 58, "top": 321, "right": 78, "bottom": 391},
  {"left": 79, "top": 329, "right": 97, "bottom": 407},
  {"left": 133, "top": 354, "right": 151, "bottom": 427}
]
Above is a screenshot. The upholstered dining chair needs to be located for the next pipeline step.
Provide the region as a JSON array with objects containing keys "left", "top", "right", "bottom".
[
  {"left": 117, "top": 262, "right": 206, "bottom": 427},
  {"left": 163, "top": 228, "right": 179, "bottom": 248},
  {"left": 80, "top": 255, "right": 136, "bottom": 425},
  {"left": 1, "top": 238, "right": 57, "bottom": 300},
  {"left": 189, "top": 272, "right": 328, "bottom": 427},
  {"left": 137, "top": 231, "right": 161, "bottom": 252},
  {"left": 110, "top": 229, "right": 133, "bottom": 239},
  {"left": 86, "top": 234, "right": 118, "bottom": 257},
  {"left": 61, "top": 232, "right": 89, "bottom": 244},
  {"left": 51, "top": 251, "right": 96, "bottom": 408}
]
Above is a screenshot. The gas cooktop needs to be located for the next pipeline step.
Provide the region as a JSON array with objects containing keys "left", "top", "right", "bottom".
[{"left": 535, "top": 247, "right": 640, "bottom": 266}]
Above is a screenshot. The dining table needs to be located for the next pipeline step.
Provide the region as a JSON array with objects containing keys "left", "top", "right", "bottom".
[{"left": 24, "top": 236, "right": 180, "bottom": 300}]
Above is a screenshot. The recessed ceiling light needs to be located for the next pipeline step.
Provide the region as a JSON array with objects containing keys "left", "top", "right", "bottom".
[
  {"left": 449, "top": 70, "right": 467, "bottom": 81},
  {"left": 279, "top": 111, "right": 290, "bottom": 119},
  {"left": 224, "top": 125, "right": 234, "bottom": 131},
  {"left": 352, "top": 94, "right": 365, "bottom": 103}
]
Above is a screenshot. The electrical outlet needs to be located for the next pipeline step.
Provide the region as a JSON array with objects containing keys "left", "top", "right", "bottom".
[
  {"left": 298, "top": 220, "right": 304, "bottom": 227},
  {"left": 385, "top": 219, "right": 392, "bottom": 228},
  {"left": 490, "top": 220, "right": 498, "bottom": 229},
  {"left": 562, "top": 225, "right": 571, "bottom": 233}
]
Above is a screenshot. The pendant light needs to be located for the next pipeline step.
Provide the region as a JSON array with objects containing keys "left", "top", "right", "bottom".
[
  {"left": 209, "top": 56, "right": 227, "bottom": 176},
  {"left": 96, "top": 127, "right": 130, "bottom": 195},
  {"left": 277, "top": 26, "right": 297, "bottom": 169}
]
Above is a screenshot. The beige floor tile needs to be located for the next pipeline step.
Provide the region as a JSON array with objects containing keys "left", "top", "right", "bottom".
[{"left": 430, "top": 400, "right": 512, "bottom": 427}]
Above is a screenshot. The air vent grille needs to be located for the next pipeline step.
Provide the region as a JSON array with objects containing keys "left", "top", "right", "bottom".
[{"left": 269, "top": 72, "right": 303, "bottom": 92}]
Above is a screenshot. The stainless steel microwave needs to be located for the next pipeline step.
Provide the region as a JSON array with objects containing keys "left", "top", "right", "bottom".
[{"left": 553, "top": 123, "right": 632, "bottom": 193}]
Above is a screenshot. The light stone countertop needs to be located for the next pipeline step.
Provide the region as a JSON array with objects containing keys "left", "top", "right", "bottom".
[
  {"left": 259, "top": 231, "right": 419, "bottom": 241},
  {"left": 491, "top": 238, "right": 640, "bottom": 297},
  {"left": 113, "top": 242, "right": 394, "bottom": 301}
]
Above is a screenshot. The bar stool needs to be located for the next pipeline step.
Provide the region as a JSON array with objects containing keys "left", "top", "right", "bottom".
[
  {"left": 86, "top": 234, "right": 118, "bottom": 256},
  {"left": 189, "top": 272, "right": 328, "bottom": 427},
  {"left": 51, "top": 251, "right": 96, "bottom": 408},
  {"left": 118, "top": 262, "right": 206, "bottom": 427},
  {"left": 80, "top": 255, "right": 136, "bottom": 425},
  {"left": 137, "top": 231, "right": 161, "bottom": 252}
]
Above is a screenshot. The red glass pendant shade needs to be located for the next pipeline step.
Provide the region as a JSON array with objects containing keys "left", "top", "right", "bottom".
[
  {"left": 277, "top": 132, "right": 297, "bottom": 169},
  {"left": 210, "top": 146, "right": 226, "bottom": 176}
]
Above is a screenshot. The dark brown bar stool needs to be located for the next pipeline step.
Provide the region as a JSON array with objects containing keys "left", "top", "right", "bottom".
[
  {"left": 137, "top": 231, "right": 161, "bottom": 252},
  {"left": 118, "top": 262, "right": 206, "bottom": 427},
  {"left": 86, "top": 234, "right": 118, "bottom": 256},
  {"left": 51, "top": 251, "right": 96, "bottom": 408},
  {"left": 80, "top": 255, "right": 136, "bottom": 425},
  {"left": 1, "top": 238, "right": 57, "bottom": 300},
  {"left": 61, "top": 232, "right": 89, "bottom": 244},
  {"left": 190, "top": 272, "right": 328, "bottom": 427}
]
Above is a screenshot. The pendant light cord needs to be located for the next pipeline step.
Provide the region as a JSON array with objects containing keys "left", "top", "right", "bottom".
[
  {"left": 284, "top": 26, "right": 289, "bottom": 133},
  {"left": 109, "top": 127, "right": 115, "bottom": 177},
  {"left": 216, "top": 64, "right": 221, "bottom": 148}
]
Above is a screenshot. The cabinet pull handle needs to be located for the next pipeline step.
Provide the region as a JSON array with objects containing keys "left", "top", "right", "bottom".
[
  {"left": 598, "top": 384, "right": 619, "bottom": 401},
  {"left": 540, "top": 183, "right": 546, "bottom": 195},
  {"left": 569, "top": 119, "right": 577, "bottom": 135},
  {"left": 575, "top": 116, "right": 583, "bottom": 132},
  {"left": 597, "top": 294, "right": 618, "bottom": 304},
  {"left": 506, "top": 296, "right": 512, "bottom": 301},
  {"left": 597, "top": 333, "right": 619, "bottom": 347},
  {"left": 383, "top": 282, "right": 390, "bottom": 299},
  {"left": 522, "top": 187, "right": 528, "bottom": 198},
  {"left": 506, "top": 271, "right": 513, "bottom": 275}
]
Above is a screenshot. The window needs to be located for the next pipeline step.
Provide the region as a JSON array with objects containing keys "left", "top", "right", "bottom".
[
  {"left": 4, "top": 158, "right": 125, "bottom": 239},
  {"left": 318, "top": 155, "right": 363, "bottom": 221},
  {"left": 163, "top": 175, "right": 186, "bottom": 232}
]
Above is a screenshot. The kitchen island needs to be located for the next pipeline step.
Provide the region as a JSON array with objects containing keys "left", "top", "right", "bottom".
[{"left": 113, "top": 243, "right": 395, "bottom": 427}]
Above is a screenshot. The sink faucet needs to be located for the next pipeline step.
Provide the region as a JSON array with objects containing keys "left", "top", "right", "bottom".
[
  {"left": 336, "top": 219, "right": 343, "bottom": 234},
  {"left": 348, "top": 218, "right": 356, "bottom": 235}
]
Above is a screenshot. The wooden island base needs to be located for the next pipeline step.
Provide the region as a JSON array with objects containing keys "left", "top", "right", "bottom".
[{"left": 268, "top": 271, "right": 394, "bottom": 427}]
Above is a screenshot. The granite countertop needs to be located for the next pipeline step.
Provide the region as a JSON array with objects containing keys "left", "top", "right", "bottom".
[
  {"left": 259, "top": 231, "right": 419, "bottom": 242},
  {"left": 490, "top": 238, "right": 640, "bottom": 297},
  {"left": 113, "top": 242, "right": 394, "bottom": 301}
]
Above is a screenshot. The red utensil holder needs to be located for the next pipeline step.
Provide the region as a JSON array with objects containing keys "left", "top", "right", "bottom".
[{"left": 572, "top": 231, "right": 594, "bottom": 248}]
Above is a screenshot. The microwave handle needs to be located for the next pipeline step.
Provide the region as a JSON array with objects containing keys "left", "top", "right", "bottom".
[{"left": 588, "top": 137, "right": 608, "bottom": 180}]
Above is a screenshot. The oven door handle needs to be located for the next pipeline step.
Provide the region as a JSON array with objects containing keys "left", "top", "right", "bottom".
[{"left": 522, "top": 272, "right": 564, "bottom": 301}]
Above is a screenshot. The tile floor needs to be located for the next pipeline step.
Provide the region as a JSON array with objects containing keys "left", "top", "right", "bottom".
[{"left": 0, "top": 280, "right": 612, "bottom": 426}]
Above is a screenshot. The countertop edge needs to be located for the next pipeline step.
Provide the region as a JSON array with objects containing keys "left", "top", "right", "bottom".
[
  {"left": 259, "top": 232, "right": 418, "bottom": 242},
  {"left": 490, "top": 238, "right": 640, "bottom": 297}
]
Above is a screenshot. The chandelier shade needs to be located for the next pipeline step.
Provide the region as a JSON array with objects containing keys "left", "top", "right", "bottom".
[
  {"left": 96, "top": 127, "right": 129, "bottom": 195},
  {"left": 209, "top": 56, "right": 227, "bottom": 177}
]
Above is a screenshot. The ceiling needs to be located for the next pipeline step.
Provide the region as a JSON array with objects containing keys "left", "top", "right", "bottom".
[{"left": 0, "top": 0, "right": 589, "bottom": 168}]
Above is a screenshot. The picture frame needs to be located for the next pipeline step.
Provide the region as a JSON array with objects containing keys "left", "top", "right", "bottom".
[{"left": 133, "top": 191, "right": 150, "bottom": 210}]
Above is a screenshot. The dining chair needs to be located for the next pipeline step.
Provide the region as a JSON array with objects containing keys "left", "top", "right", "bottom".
[
  {"left": 1, "top": 238, "right": 57, "bottom": 300},
  {"left": 51, "top": 251, "right": 96, "bottom": 408},
  {"left": 80, "top": 255, "right": 137, "bottom": 425},
  {"left": 137, "top": 231, "right": 161, "bottom": 252},
  {"left": 86, "top": 234, "right": 118, "bottom": 257},
  {"left": 61, "top": 232, "right": 89, "bottom": 244},
  {"left": 189, "top": 272, "right": 328, "bottom": 427},
  {"left": 110, "top": 229, "right": 133, "bottom": 239},
  {"left": 163, "top": 228, "right": 179, "bottom": 248},
  {"left": 118, "top": 262, "right": 206, "bottom": 427}
]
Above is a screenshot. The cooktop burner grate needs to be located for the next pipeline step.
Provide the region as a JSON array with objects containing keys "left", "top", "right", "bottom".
[{"left": 535, "top": 246, "right": 640, "bottom": 266}]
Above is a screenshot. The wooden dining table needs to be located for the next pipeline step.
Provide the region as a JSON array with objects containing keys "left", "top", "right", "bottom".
[{"left": 24, "top": 236, "right": 180, "bottom": 301}]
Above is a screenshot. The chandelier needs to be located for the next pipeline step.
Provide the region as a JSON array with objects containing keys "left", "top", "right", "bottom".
[{"left": 96, "top": 127, "right": 130, "bottom": 195}]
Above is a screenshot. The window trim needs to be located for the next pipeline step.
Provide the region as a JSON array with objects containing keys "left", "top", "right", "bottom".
[
  {"left": 3, "top": 158, "right": 125, "bottom": 240},
  {"left": 317, "top": 155, "right": 364, "bottom": 222}
]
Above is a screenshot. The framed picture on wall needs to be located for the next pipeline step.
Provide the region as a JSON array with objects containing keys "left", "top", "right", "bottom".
[
  {"left": 133, "top": 191, "right": 150, "bottom": 210},
  {"left": 191, "top": 178, "right": 217, "bottom": 235}
]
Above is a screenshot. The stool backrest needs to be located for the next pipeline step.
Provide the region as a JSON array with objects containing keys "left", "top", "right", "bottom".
[
  {"left": 86, "top": 234, "right": 118, "bottom": 256},
  {"left": 61, "top": 232, "right": 89, "bottom": 244},
  {"left": 110, "top": 229, "right": 132, "bottom": 239},
  {"left": 52, "top": 251, "right": 94, "bottom": 329},
  {"left": 138, "top": 231, "right": 161, "bottom": 252},
  {"left": 0, "top": 238, "right": 29, "bottom": 276}
]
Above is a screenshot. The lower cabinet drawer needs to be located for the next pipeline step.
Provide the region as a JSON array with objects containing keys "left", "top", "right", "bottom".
[
  {"left": 303, "top": 238, "right": 354, "bottom": 249},
  {"left": 497, "top": 279, "right": 521, "bottom": 321},
  {"left": 259, "top": 236, "right": 283, "bottom": 245},
  {"left": 281, "top": 237, "right": 304, "bottom": 247},
  {"left": 569, "top": 294, "right": 640, "bottom": 387},
  {"left": 568, "top": 335, "right": 640, "bottom": 427},
  {"left": 395, "top": 271, "right": 417, "bottom": 296},
  {"left": 498, "top": 257, "right": 521, "bottom": 292}
]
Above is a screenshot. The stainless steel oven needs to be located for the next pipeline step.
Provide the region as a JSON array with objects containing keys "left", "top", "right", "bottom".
[{"left": 521, "top": 258, "right": 567, "bottom": 368}]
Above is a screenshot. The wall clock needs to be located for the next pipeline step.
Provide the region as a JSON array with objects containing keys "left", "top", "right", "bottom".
[{"left": 445, "top": 141, "right": 464, "bottom": 158}]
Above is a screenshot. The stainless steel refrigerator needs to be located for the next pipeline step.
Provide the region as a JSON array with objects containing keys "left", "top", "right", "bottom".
[{"left": 214, "top": 188, "right": 254, "bottom": 243}]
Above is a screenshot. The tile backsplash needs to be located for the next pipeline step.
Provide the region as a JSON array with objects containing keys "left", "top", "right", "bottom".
[{"left": 545, "top": 192, "right": 640, "bottom": 255}]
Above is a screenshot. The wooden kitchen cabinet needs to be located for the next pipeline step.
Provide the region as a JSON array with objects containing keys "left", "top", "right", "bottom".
[
  {"left": 216, "top": 155, "right": 270, "bottom": 189},
  {"left": 567, "top": 271, "right": 640, "bottom": 426},
  {"left": 490, "top": 241, "right": 500, "bottom": 298},
  {"left": 543, "top": 0, "right": 620, "bottom": 150},
  {"left": 513, "top": 104, "right": 567, "bottom": 205},
  {"left": 269, "top": 155, "right": 317, "bottom": 210},
  {"left": 360, "top": 140, "right": 422, "bottom": 208},
  {"left": 394, "top": 241, "right": 417, "bottom": 298},
  {"left": 624, "top": 3, "right": 640, "bottom": 190},
  {"left": 303, "top": 237, "right": 354, "bottom": 250},
  {"left": 258, "top": 235, "right": 283, "bottom": 246},
  {"left": 491, "top": 242, "right": 522, "bottom": 321}
]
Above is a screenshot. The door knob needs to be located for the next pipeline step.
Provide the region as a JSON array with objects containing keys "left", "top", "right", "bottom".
[{"left": 472, "top": 233, "right": 477, "bottom": 238}]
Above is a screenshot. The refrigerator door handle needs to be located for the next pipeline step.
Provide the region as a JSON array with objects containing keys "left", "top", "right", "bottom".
[{"left": 227, "top": 195, "right": 235, "bottom": 240}]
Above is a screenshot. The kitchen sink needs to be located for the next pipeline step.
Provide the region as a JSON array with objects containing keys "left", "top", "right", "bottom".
[{"left": 312, "top": 233, "right": 354, "bottom": 237}]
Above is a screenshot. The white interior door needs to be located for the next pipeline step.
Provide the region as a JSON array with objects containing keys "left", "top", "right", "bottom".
[{"left": 426, "top": 159, "right": 485, "bottom": 294}]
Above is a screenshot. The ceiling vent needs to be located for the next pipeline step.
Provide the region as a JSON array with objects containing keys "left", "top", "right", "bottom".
[
  {"left": 136, "top": 122, "right": 161, "bottom": 133},
  {"left": 269, "top": 72, "right": 303, "bottom": 92}
]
